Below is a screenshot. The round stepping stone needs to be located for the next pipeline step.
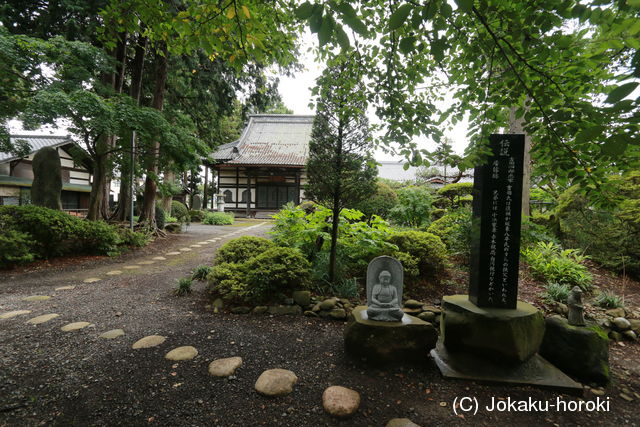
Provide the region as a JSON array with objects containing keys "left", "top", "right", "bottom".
[
  {"left": 0, "top": 310, "right": 32, "bottom": 319},
  {"left": 190, "top": 244, "right": 202, "bottom": 248},
  {"left": 255, "top": 369, "right": 298, "bottom": 397},
  {"left": 179, "top": 248, "right": 191, "bottom": 252},
  {"left": 132, "top": 335, "right": 166, "bottom": 349},
  {"left": 137, "top": 260, "right": 155, "bottom": 265},
  {"left": 106, "top": 270, "right": 122, "bottom": 276},
  {"left": 123, "top": 265, "right": 140, "bottom": 270},
  {"left": 55, "top": 286, "right": 76, "bottom": 291},
  {"left": 23, "top": 295, "right": 51, "bottom": 302},
  {"left": 83, "top": 278, "right": 101, "bottom": 283},
  {"left": 153, "top": 256, "right": 167, "bottom": 260},
  {"left": 198, "top": 241, "right": 210, "bottom": 244},
  {"left": 323, "top": 386, "right": 361, "bottom": 418},
  {"left": 26, "top": 313, "right": 59, "bottom": 325},
  {"left": 209, "top": 357, "right": 243, "bottom": 377},
  {"left": 100, "top": 329, "right": 125, "bottom": 339},
  {"left": 166, "top": 252, "right": 181, "bottom": 256},
  {"left": 61, "top": 322, "right": 92, "bottom": 331},
  {"left": 165, "top": 346, "right": 198, "bottom": 361},
  {"left": 386, "top": 418, "right": 421, "bottom": 427}
]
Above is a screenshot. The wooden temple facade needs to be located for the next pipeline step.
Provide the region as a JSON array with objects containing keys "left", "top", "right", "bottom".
[{"left": 205, "top": 115, "right": 313, "bottom": 215}]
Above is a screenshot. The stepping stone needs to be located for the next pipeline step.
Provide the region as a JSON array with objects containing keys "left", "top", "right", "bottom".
[
  {"left": 179, "top": 248, "right": 191, "bottom": 252},
  {"left": 55, "top": 286, "right": 76, "bottom": 291},
  {"left": 209, "top": 357, "right": 243, "bottom": 377},
  {"left": 132, "top": 335, "right": 166, "bottom": 349},
  {"left": 61, "top": 322, "right": 92, "bottom": 331},
  {"left": 137, "top": 260, "right": 155, "bottom": 265},
  {"left": 165, "top": 346, "right": 198, "bottom": 361},
  {"left": 123, "top": 265, "right": 140, "bottom": 270},
  {"left": 83, "top": 278, "right": 101, "bottom": 283},
  {"left": 190, "top": 244, "right": 202, "bottom": 248},
  {"left": 153, "top": 256, "right": 167, "bottom": 260},
  {"left": 198, "top": 241, "right": 210, "bottom": 245},
  {"left": 23, "top": 295, "right": 51, "bottom": 302},
  {"left": 255, "top": 369, "right": 298, "bottom": 397},
  {"left": 100, "top": 329, "right": 125, "bottom": 339},
  {"left": 26, "top": 313, "right": 59, "bottom": 325},
  {"left": 106, "top": 270, "right": 122, "bottom": 276},
  {"left": 386, "top": 419, "right": 421, "bottom": 427},
  {"left": 166, "top": 252, "right": 181, "bottom": 256},
  {"left": 0, "top": 310, "right": 31, "bottom": 319},
  {"left": 323, "top": 386, "right": 361, "bottom": 418}
]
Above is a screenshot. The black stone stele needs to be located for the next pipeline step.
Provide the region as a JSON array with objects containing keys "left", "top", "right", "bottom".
[{"left": 469, "top": 134, "right": 525, "bottom": 309}]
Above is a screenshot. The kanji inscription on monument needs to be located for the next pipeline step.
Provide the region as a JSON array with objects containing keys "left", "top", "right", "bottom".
[{"left": 469, "top": 134, "right": 525, "bottom": 309}]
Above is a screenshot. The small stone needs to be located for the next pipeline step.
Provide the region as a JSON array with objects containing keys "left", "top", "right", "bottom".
[
  {"left": 132, "top": 335, "right": 166, "bottom": 349},
  {"left": 55, "top": 286, "right": 76, "bottom": 291},
  {"left": 422, "top": 305, "right": 441, "bottom": 314},
  {"left": 620, "top": 393, "right": 634, "bottom": 402},
  {"left": 328, "top": 308, "right": 347, "bottom": 320},
  {"left": 165, "top": 346, "right": 198, "bottom": 361},
  {"left": 166, "top": 252, "right": 181, "bottom": 256},
  {"left": 320, "top": 298, "right": 337, "bottom": 310},
  {"left": 404, "top": 299, "right": 423, "bottom": 309},
  {"left": 292, "top": 291, "right": 311, "bottom": 307},
  {"left": 0, "top": 310, "right": 32, "bottom": 319},
  {"left": 268, "top": 305, "right": 302, "bottom": 316},
  {"left": 230, "top": 306, "right": 251, "bottom": 314},
  {"left": 553, "top": 303, "right": 569, "bottom": 315},
  {"left": 386, "top": 418, "right": 421, "bottom": 427},
  {"left": 179, "top": 248, "right": 192, "bottom": 252},
  {"left": 283, "top": 298, "right": 295, "bottom": 306},
  {"left": 628, "top": 319, "right": 640, "bottom": 333},
  {"left": 198, "top": 241, "right": 210, "bottom": 244},
  {"left": 255, "top": 369, "right": 298, "bottom": 397},
  {"left": 417, "top": 312, "right": 436, "bottom": 322},
  {"left": 137, "top": 260, "right": 155, "bottom": 265},
  {"left": 311, "top": 303, "right": 322, "bottom": 313},
  {"left": 622, "top": 330, "right": 637, "bottom": 341},
  {"left": 612, "top": 317, "right": 631, "bottom": 331},
  {"left": 83, "top": 278, "right": 101, "bottom": 283},
  {"left": 402, "top": 307, "right": 422, "bottom": 315},
  {"left": 609, "top": 331, "right": 623, "bottom": 341},
  {"left": 153, "top": 256, "right": 167, "bottom": 260},
  {"left": 61, "top": 322, "right": 92, "bottom": 331},
  {"left": 213, "top": 298, "right": 224, "bottom": 309},
  {"left": 100, "top": 329, "right": 125, "bottom": 339},
  {"left": 253, "top": 306, "right": 268, "bottom": 315},
  {"left": 606, "top": 307, "right": 626, "bottom": 318},
  {"left": 209, "top": 357, "right": 243, "bottom": 377},
  {"left": 304, "top": 311, "right": 318, "bottom": 317},
  {"left": 322, "top": 386, "right": 360, "bottom": 418},
  {"left": 22, "top": 295, "right": 51, "bottom": 302},
  {"left": 591, "top": 388, "right": 605, "bottom": 396},
  {"left": 106, "top": 270, "right": 122, "bottom": 276},
  {"left": 190, "top": 244, "right": 202, "bottom": 248},
  {"left": 123, "top": 265, "right": 140, "bottom": 270},
  {"left": 26, "top": 314, "right": 59, "bottom": 324}
]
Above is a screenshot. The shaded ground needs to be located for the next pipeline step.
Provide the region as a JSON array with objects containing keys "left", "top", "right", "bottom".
[{"left": 1, "top": 223, "right": 639, "bottom": 426}]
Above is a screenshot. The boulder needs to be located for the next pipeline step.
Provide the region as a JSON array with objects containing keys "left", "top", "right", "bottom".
[
  {"left": 255, "top": 369, "right": 297, "bottom": 397},
  {"left": 404, "top": 300, "right": 423, "bottom": 309},
  {"left": 612, "top": 317, "right": 631, "bottom": 331},
  {"left": 252, "top": 306, "right": 268, "bottom": 315},
  {"left": 623, "top": 330, "right": 637, "bottom": 341},
  {"left": 328, "top": 308, "right": 347, "bottom": 320},
  {"left": 230, "top": 306, "right": 251, "bottom": 314},
  {"left": 417, "top": 311, "right": 436, "bottom": 323},
  {"left": 441, "top": 295, "right": 544, "bottom": 364},
  {"left": 322, "top": 386, "right": 360, "bottom": 418},
  {"left": 609, "top": 331, "right": 623, "bottom": 341},
  {"left": 303, "top": 310, "right": 318, "bottom": 317},
  {"left": 209, "top": 357, "right": 243, "bottom": 377},
  {"left": 344, "top": 306, "right": 438, "bottom": 364},
  {"left": 292, "top": 291, "right": 311, "bottom": 307},
  {"left": 605, "top": 307, "right": 626, "bottom": 318},
  {"left": 539, "top": 316, "right": 610, "bottom": 386},
  {"left": 320, "top": 298, "right": 338, "bottom": 310},
  {"left": 629, "top": 319, "right": 640, "bottom": 333},
  {"left": 386, "top": 419, "right": 421, "bottom": 427},
  {"left": 268, "top": 305, "right": 302, "bottom": 316}
]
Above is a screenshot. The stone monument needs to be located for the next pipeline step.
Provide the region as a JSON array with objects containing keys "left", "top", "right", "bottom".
[
  {"left": 567, "top": 286, "right": 586, "bottom": 326},
  {"left": 344, "top": 256, "right": 437, "bottom": 364},
  {"left": 431, "top": 134, "right": 582, "bottom": 394},
  {"left": 31, "top": 146, "right": 63, "bottom": 210}
]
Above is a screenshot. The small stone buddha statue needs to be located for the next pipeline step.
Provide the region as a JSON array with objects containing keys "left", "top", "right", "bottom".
[
  {"left": 367, "top": 270, "right": 404, "bottom": 322},
  {"left": 567, "top": 286, "right": 586, "bottom": 326}
]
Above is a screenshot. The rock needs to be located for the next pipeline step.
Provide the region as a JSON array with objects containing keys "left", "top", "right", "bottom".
[
  {"left": 304, "top": 311, "right": 318, "bottom": 317},
  {"left": 609, "top": 331, "right": 623, "bottom": 341},
  {"left": 22, "top": 295, "right": 51, "bottom": 302},
  {"left": 165, "top": 346, "right": 198, "bottom": 361},
  {"left": 106, "top": 270, "right": 123, "bottom": 275},
  {"left": 612, "top": 317, "right": 631, "bottom": 331},
  {"left": 292, "top": 291, "right": 311, "bottom": 307},
  {"left": 404, "top": 299, "right": 423, "bottom": 309},
  {"left": 254, "top": 369, "right": 298, "bottom": 397},
  {"left": 591, "top": 388, "right": 606, "bottom": 396},
  {"left": 402, "top": 307, "right": 423, "bottom": 315},
  {"left": 553, "top": 303, "right": 568, "bottom": 316},
  {"left": 283, "top": 298, "right": 295, "bottom": 306},
  {"left": 320, "top": 298, "right": 337, "bottom": 310},
  {"left": 343, "top": 303, "right": 353, "bottom": 310},
  {"left": 100, "top": 329, "right": 125, "bottom": 339},
  {"left": 55, "top": 286, "right": 76, "bottom": 290},
  {"left": 61, "top": 322, "right": 92, "bottom": 331},
  {"left": 417, "top": 312, "right": 436, "bottom": 323},
  {"left": 123, "top": 265, "right": 140, "bottom": 270},
  {"left": 539, "top": 316, "right": 610, "bottom": 386},
  {"left": 386, "top": 418, "right": 421, "bottom": 427},
  {"left": 0, "top": 310, "right": 31, "bottom": 319},
  {"left": 209, "top": 357, "right": 243, "bottom": 377},
  {"left": 322, "top": 386, "right": 360, "bottom": 418},
  {"left": 312, "top": 303, "right": 322, "bottom": 312},
  {"left": 268, "top": 305, "right": 302, "bottom": 316},
  {"left": 620, "top": 393, "right": 634, "bottom": 402},
  {"left": 328, "top": 308, "right": 347, "bottom": 320},
  {"left": 213, "top": 298, "right": 224, "bottom": 313},
  {"left": 622, "top": 330, "right": 637, "bottom": 341},
  {"left": 230, "top": 306, "right": 251, "bottom": 314},
  {"left": 83, "top": 278, "right": 101, "bottom": 283},
  {"left": 441, "top": 295, "right": 545, "bottom": 363},
  {"left": 26, "top": 314, "right": 59, "bottom": 324},
  {"left": 132, "top": 335, "right": 166, "bottom": 349},
  {"left": 422, "top": 305, "right": 441, "bottom": 314},
  {"left": 344, "top": 306, "right": 438, "bottom": 364},
  {"left": 629, "top": 319, "right": 640, "bottom": 333},
  {"left": 605, "top": 307, "right": 626, "bottom": 318},
  {"left": 253, "top": 306, "right": 268, "bottom": 315}
]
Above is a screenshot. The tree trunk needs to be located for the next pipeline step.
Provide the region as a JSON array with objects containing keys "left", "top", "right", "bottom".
[
  {"left": 328, "top": 121, "right": 344, "bottom": 284},
  {"left": 508, "top": 103, "right": 531, "bottom": 217},
  {"left": 87, "top": 151, "right": 109, "bottom": 220},
  {"left": 139, "top": 43, "right": 168, "bottom": 228}
]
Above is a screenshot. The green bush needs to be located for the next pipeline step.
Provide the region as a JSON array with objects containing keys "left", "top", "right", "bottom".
[
  {"left": 165, "top": 215, "right": 178, "bottom": 223},
  {"left": 387, "top": 230, "right": 448, "bottom": 278},
  {"left": 79, "top": 220, "right": 122, "bottom": 255},
  {"left": 155, "top": 205, "right": 166, "bottom": 230},
  {"left": 216, "top": 236, "right": 275, "bottom": 264},
  {"left": 522, "top": 242, "right": 593, "bottom": 290},
  {"left": 117, "top": 228, "right": 149, "bottom": 247},
  {"left": 520, "top": 218, "right": 559, "bottom": 249},
  {"left": 203, "top": 211, "right": 234, "bottom": 225},
  {"left": 436, "top": 182, "right": 473, "bottom": 208},
  {"left": 542, "top": 282, "right": 571, "bottom": 303},
  {"left": 171, "top": 200, "right": 190, "bottom": 223},
  {"left": 427, "top": 207, "right": 472, "bottom": 256},
  {"left": 244, "top": 247, "right": 311, "bottom": 303},
  {"left": 595, "top": 291, "right": 624, "bottom": 309},
  {"left": 189, "top": 210, "right": 205, "bottom": 222},
  {"left": 388, "top": 186, "right": 434, "bottom": 228},
  {"left": 354, "top": 181, "right": 398, "bottom": 220},
  {"left": 174, "top": 277, "right": 193, "bottom": 296},
  {"left": 0, "top": 228, "right": 35, "bottom": 268},
  {"left": 207, "top": 262, "right": 250, "bottom": 303},
  {"left": 191, "top": 265, "right": 212, "bottom": 281}
]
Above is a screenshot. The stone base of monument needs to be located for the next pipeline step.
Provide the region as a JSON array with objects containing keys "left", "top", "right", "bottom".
[
  {"left": 344, "top": 306, "right": 438, "bottom": 365},
  {"left": 431, "top": 295, "right": 583, "bottom": 394}
]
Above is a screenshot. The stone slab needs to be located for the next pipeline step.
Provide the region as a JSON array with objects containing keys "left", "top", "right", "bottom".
[
  {"left": 190, "top": 244, "right": 202, "bottom": 248},
  {"left": 27, "top": 313, "right": 59, "bottom": 324},
  {"left": 55, "top": 286, "right": 76, "bottom": 290},
  {"left": 179, "top": 248, "right": 191, "bottom": 252},
  {"left": 137, "top": 261, "right": 155, "bottom": 265},
  {"left": 132, "top": 335, "right": 166, "bottom": 349},
  {"left": 61, "top": 322, "right": 92, "bottom": 331},
  {"left": 166, "top": 252, "right": 181, "bottom": 256},
  {"left": 431, "top": 342, "right": 583, "bottom": 395},
  {"left": 123, "top": 265, "right": 140, "bottom": 270},
  {"left": 153, "top": 256, "right": 167, "bottom": 260},
  {"left": 100, "top": 329, "right": 125, "bottom": 339},
  {"left": 209, "top": 357, "right": 243, "bottom": 377},
  {"left": 0, "top": 310, "right": 31, "bottom": 319},
  {"left": 23, "top": 295, "right": 51, "bottom": 302},
  {"left": 106, "top": 270, "right": 122, "bottom": 276},
  {"left": 165, "top": 346, "right": 198, "bottom": 361},
  {"left": 83, "top": 278, "right": 101, "bottom": 283}
]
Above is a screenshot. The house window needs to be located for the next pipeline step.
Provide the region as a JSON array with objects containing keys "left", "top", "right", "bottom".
[
  {"left": 241, "top": 189, "right": 250, "bottom": 203},
  {"left": 223, "top": 190, "right": 233, "bottom": 203}
]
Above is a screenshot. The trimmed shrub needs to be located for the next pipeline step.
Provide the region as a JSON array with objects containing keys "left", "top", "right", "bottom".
[
  {"left": 387, "top": 230, "right": 448, "bottom": 278},
  {"left": 155, "top": 205, "right": 166, "bottom": 230},
  {"left": 117, "top": 228, "right": 149, "bottom": 247},
  {"left": 427, "top": 207, "right": 472, "bottom": 256},
  {"left": 189, "top": 210, "right": 205, "bottom": 222},
  {"left": 215, "top": 236, "right": 275, "bottom": 264},
  {"left": 203, "top": 212, "right": 234, "bottom": 225},
  {"left": 0, "top": 228, "right": 35, "bottom": 268},
  {"left": 170, "top": 200, "right": 190, "bottom": 223},
  {"left": 79, "top": 220, "right": 122, "bottom": 255},
  {"left": 207, "top": 262, "right": 250, "bottom": 303},
  {"left": 244, "top": 247, "right": 311, "bottom": 303},
  {"left": 436, "top": 182, "right": 473, "bottom": 208},
  {"left": 522, "top": 242, "right": 593, "bottom": 291},
  {"left": 354, "top": 181, "right": 398, "bottom": 220}
]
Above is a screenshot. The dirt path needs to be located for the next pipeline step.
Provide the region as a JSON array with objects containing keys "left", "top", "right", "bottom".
[{"left": 1, "top": 221, "right": 639, "bottom": 426}]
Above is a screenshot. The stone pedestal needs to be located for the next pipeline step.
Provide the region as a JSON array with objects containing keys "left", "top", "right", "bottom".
[{"left": 344, "top": 306, "right": 437, "bottom": 364}]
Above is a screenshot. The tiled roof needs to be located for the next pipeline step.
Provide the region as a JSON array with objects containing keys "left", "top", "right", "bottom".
[
  {"left": 1, "top": 135, "right": 74, "bottom": 163},
  {"left": 210, "top": 115, "right": 314, "bottom": 166}
]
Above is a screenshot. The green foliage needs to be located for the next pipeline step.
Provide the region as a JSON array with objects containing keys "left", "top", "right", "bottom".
[
  {"left": 387, "top": 230, "right": 448, "bottom": 278},
  {"left": 436, "top": 182, "right": 473, "bottom": 208},
  {"left": 427, "top": 207, "right": 472, "bottom": 256},
  {"left": 0, "top": 228, "right": 36, "bottom": 268},
  {"left": 174, "top": 277, "right": 193, "bottom": 296},
  {"left": 215, "top": 236, "right": 276, "bottom": 264},
  {"left": 520, "top": 218, "right": 560, "bottom": 249},
  {"left": 117, "top": 227, "right": 149, "bottom": 247},
  {"left": 155, "top": 205, "right": 166, "bottom": 230},
  {"left": 191, "top": 265, "right": 212, "bottom": 281},
  {"left": 203, "top": 211, "right": 234, "bottom": 225},
  {"left": 542, "top": 282, "right": 571, "bottom": 304},
  {"left": 522, "top": 242, "right": 593, "bottom": 291},
  {"left": 165, "top": 215, "right": 178, "bottom": 223},
  {"left": 31, "top": 146, "right": 62, "bottom": 210},
  {"left": 79, "top": 220, "right": 122, "bottom": 255},
  {"left": 189, "top": 210, "right": 205, "bottom": 222},
  {"left": 389, "top": 186, "right": 434, "bottom": 228},
  {"left": 595, "top": 291, "right": 624, "bottom": 309},
  {"left": 244, "top": 247, "right": 311, "bottom": 303},
  {"left": 354, "top": 181, "right": 398, "bottom": 220},
  {"left": 170, "top": 201, "right": 190, "bottom": 224}
]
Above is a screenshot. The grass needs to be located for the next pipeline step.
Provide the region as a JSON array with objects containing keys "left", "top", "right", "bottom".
[{"left": 173, "top": 277, "right": 193, "bottom": 296}]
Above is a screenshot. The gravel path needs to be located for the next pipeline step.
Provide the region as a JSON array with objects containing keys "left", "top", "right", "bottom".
[{"left": 1, "top": 221, "right": 638, "bottom": 426}]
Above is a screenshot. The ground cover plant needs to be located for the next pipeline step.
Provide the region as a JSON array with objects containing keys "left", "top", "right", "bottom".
[
  {"left": 203, "top": 212, "right": 234, "bottom": 225},
  {"left": 521, "top": 241, "right": 593, "bottom": 291}
]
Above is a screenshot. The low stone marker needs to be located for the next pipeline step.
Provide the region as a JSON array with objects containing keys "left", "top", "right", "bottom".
[
  {"left": 165, "top": 346, "right": 198, "bottom": 361},
  {"left": 132, "top": 335, "right": 166, "bottom": 349},
  {"left": 255, "top": 369, "right": 298, "bottom": 397},
  {"left": 322, "top": 386, "right": 360, "bottom": 418},
  {"left": 208, "top": 357, "right": 243, "bottom": 377}
]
